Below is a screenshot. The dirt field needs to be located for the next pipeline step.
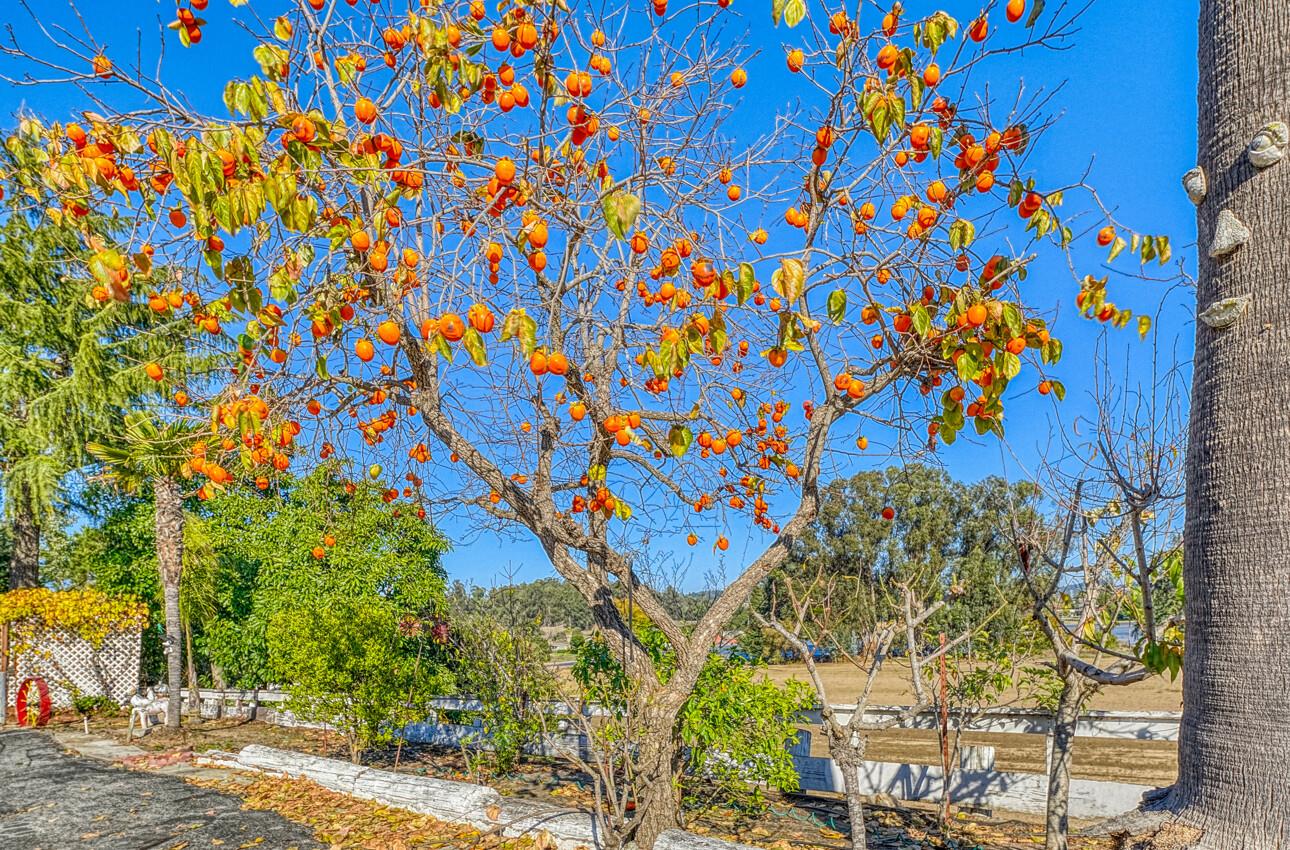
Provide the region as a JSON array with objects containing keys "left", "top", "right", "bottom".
[
  {"left": 760, "top": 660, "right": 1184, "bottom": 712},
  {"left": 761, "top": 660, "right": 1181, "bottom": 786}
]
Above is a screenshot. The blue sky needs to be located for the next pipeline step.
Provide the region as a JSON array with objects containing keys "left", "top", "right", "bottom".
[{"left": 0, "top": 1, "right": 1199, "bottom": 589}]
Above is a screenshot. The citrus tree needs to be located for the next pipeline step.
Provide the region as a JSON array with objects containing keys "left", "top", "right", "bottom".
[{"left": 3, "top": 0, "right": 1165, "bottom": 843}]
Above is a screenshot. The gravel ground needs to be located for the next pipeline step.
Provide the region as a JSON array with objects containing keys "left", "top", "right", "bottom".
[{"left": 0, "top": 729, "right": 321, "bottom": 850}]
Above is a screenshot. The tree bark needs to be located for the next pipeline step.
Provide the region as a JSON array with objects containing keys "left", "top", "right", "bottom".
[
  {"left": 628, "top": 701, "right": 682, "bottom": 850},
  {"left": 1158, "top": 3, "right": 1290, "bottom": 847},
  {"left": 8, "top": 495, "right": 40, "bottom": 589},
  {"left": 829, "top": 735, "right": 869, "bottom": 850},
  {"left": 153, "top": 476, "right": 184, "bottom": 730},
  {"left": 1044, "top": 670, "right": 1083, "bottom": 850}
]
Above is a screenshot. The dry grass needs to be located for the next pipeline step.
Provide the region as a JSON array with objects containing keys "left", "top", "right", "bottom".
[{"left": 758, "top": 659, "right": 1184, "bottom": 712}]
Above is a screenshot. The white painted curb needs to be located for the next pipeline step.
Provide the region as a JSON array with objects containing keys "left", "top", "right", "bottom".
[{"left": 224, "top": 744, "right": 759, "bottom": 850}]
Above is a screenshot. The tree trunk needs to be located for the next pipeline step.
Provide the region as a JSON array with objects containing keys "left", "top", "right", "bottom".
[
  {"left": 829, "top": 734, "right": 869, "bottom": 850},
  {"left": 629, "top": 703, "right": 682, "bottom": 850},
  {"left": 1044, "top": 670, "right": 1083, "bottom": 850},
  {"left": 154, "top": 476, "right": 184, "bottom": 730},
  {"left": 1156, "top": 3, "right": 1290, "bottom": 847},
  {"left": 8, "top": 495, "right": 40, "bottom": 589},
  {"left": 184, "top": 622, "right": 201, "bottom": 719},
  {"left": 841, "top": 760, "right": 868, "bottom": 850}
]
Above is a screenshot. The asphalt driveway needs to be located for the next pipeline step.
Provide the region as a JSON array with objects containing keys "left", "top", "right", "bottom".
[{"left": 0, "top": 729, "right": 321, "bottom": 850}]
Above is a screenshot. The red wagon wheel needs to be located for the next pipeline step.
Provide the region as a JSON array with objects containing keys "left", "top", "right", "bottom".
[{"left": 14, "top": 677, "right": 52, "bottom": 727}]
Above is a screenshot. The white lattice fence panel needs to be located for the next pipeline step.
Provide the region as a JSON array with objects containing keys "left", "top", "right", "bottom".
[{"left": 8, "top": 627, "right": 141, "bottom": 709}]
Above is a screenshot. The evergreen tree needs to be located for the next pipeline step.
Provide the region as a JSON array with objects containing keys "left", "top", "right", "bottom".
[{"left": 0, "top": 157, "right": 190, "bottom": 587}]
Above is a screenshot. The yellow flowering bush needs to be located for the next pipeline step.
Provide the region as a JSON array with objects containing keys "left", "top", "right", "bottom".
[{"left": 0, "top": 588, "right": 148, "bottom": 654}]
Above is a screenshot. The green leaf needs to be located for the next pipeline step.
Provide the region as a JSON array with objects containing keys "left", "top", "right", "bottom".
[
  {"left": 252, "top": 45, "right": 289, "bottom": 81},
  {"left": 949, "top": 219, "right": 975, "bottom": 251},
  {"left": 268, "top": 268, "right": 295, "bottom": 303},
  {"left": 888, "top": 95, "right": 906, "bottom": 136},
  {"left": 1050, "top": 379, "right": 1066, "bottom": 401},
  {"left": 735, "top": 262, "right": 755, "bottom": 305},
  {"left": 783, "top": 0, "right": 806, "bottom": 27},
  {"left": 709, "top": 311, "right": 728, "bottom": 354},
  {"left": 956, "top": 346, "right": 982, "bottom": 381},
  {"left": 777, "top": 312, "right": 805, "bottom": 352},
  {"left": 1026, "top": 0, "right": 1045, "bottom": 27},
  {"left": 1007, "top": 180, "right": 1024, "bottom": 208},
  {"left": 668, "top": 425, "right": 694, "bottom": 458},
  {"left": 771, "top": 0, "right": 789, "bottom": 25},
  {"left": 1108, "top": 236, "right": 1128, "bottom": 262},
  {"left": 1140, "top": 234, "right": 1157, "bottom": 263},
  {"left": 223, "top": 81, "right": 239, "bottom": 115},
  {"left": 998, "top": 351, "right": 1021, "bottom": 380},
  {"left": 501, "top": 308, "right": 538, "bottom": 356},
  {"left": 909, "top": 74, "right": 925, "bottom": 112},
  {"left": 1002, "top": 303, "right": 1023, "bottom": 337},
  {"left": 463, "top": 326, "right": 488, "bottom": 366},
  {"left": 942, "top": 399, "right": 965, "bottom": 429},
  {"left": 1156, "top": 235, "right": 1172, "bottom": 265},
  {"left": 602, "top": 191, "right": 641, "bottom": 241},
  {"left": 315, "top": 356, "right": 330, "bottom": 380},
  {"left": 871, "top": 100, "right": 892, "bottom": 143},
  {"left": 929, "top": 126, "right": 944, "bottom": 159},
  {"left": 911, "top": 304, "right": 931, "bottom": 336},
  {"left": 827, "top": 289, "right": 847, "bottom": 323}
]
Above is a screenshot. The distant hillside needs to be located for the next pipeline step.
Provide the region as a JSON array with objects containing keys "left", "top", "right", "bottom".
[{"left": 447, "top": 577, "right": 715, "bottom": 630}]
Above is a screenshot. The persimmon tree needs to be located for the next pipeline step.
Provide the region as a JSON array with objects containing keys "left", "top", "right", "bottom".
[
  {"left": 1013, "top": 364, "right": 1184, "bottom": 850},
  {"left": 1, "top": 0, "right": 1166, "bottom": 844}
]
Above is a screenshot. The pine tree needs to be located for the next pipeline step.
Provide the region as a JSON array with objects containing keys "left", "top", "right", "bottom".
[{"left": 0, "top": 153, "right": 191, "bottom": 588}]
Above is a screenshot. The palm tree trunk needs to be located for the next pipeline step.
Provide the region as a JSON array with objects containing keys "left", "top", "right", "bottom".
[
  {"left": 1165, "top": 3, "right": 1290, "bottom": 847},
  {"left": 8, "top": 492, "right": 40, "bottom": 589},
  {"left": 153, "top": 476, "right": 184, "bottom": 730}
]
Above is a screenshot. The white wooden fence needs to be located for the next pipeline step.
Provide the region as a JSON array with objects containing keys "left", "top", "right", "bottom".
[{"left": 177, "top": 688, "right": 1175, "bottom": 819}]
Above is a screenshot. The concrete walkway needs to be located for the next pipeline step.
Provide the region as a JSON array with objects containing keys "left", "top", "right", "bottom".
[{"left": 0, "top": 729, "right": 321, "bottom": 850}]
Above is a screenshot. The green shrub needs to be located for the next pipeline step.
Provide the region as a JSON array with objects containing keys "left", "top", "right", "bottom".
[
  {"left": 267, "top": 598, "right": 451, "bottom": 763},
  {"left": 450, "top": 615, "right": 558, "bottom": 774},
  {"left": 72, "top": 694, "right": 119, "bottom": 717},
  {"left": 572, "top": 627, "right": 813, "bottom": 814}
]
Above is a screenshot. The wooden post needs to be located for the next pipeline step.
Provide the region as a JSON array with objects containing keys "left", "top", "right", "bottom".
[
  {"left": 1, "top": 622, "right": 9, "bottom": 727},
  {"left": 938, "top": 631, "right": 950, "bottom": 823}
]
